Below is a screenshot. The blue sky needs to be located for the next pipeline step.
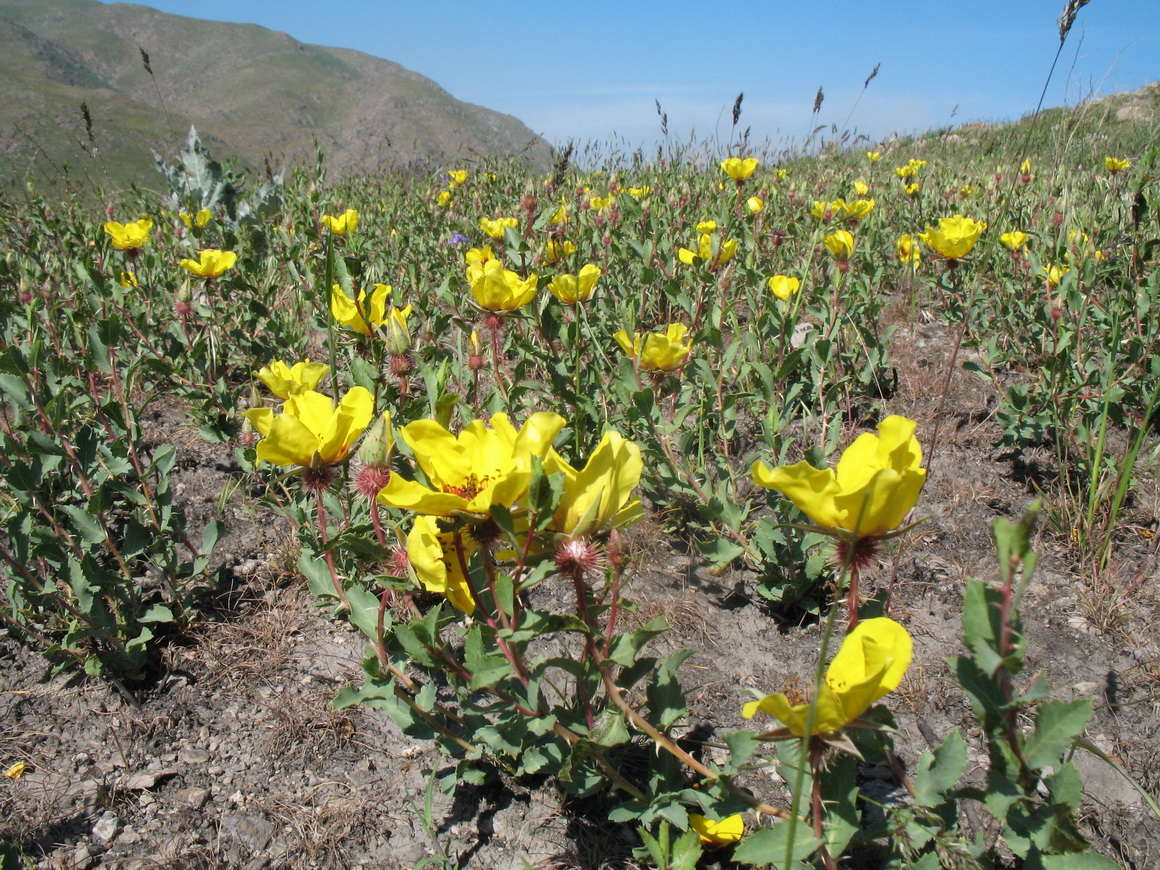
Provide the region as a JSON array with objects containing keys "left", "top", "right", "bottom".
[{"left": 101, "top": 0, "right": 1160, "bottom": 150}]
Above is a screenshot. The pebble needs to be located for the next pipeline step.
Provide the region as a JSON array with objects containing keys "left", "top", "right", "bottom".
[
  {"left": 179, "top": 748, "right": 211, "bottom": 764},
  {"left": 177, "top": 787, "right": 210, "bottom": 809},
  {"left": 91, "top": 811, "right": 119, "bottom": 844}
]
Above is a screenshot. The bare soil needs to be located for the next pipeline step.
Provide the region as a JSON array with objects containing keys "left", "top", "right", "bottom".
[{"left": 3, "top": 317, "right": 1159, "bottom": 869}]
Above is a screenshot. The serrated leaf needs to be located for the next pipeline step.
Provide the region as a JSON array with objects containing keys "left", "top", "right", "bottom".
[
  {"left": 464, "top": 624, "right": 513, "bottom": 689},
  {"left": 1024, "top": 700, "right": 1092, "bottom": 770},
  {"left": 914, "top": 728, "right": 968, "bottom": 806}
]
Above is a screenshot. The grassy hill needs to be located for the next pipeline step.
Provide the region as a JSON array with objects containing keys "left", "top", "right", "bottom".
[{"left": 0, "top": 0, "right": 551, "bottom": 195}]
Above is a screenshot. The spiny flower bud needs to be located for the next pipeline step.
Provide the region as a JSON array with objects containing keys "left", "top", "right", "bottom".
[
  {"left": 353, "top": 464, "right": 392, "bottom": 501},
  {"left": 555, "top": 537, "right": 605, "bottom": 582}
]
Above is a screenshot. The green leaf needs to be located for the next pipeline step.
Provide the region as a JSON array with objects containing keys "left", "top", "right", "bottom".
[
  {"left": 589, "top": 709, "right": 629, "bottom": 748},
  {"left": 1024, "top": 700, "right": 1092, "bottom": 770},
  {"left": 138, "top": 604, "right": 174, "bottom": 624},
  {"left": 1023, "top": 852, "right": 1122, "bottom": 870},
  {"left": 647, "top": 648, "right": 694, "bottom": 730},
  {"left": 464, "top": 625, "right": 513, "bottom": 689},
  {"left": 914, "top": 728, "right": 968, "bottom": 807},
  {"left": 731, "top": 823, "right": 821, "bottom": 867}
]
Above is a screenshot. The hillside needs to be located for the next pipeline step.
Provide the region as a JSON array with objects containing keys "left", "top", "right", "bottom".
[{"left": 0, "top": 0, "right": 551, "bottom": 194}]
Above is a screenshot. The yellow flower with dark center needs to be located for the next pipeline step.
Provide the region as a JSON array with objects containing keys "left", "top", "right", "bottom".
[
  {"left": 104, "top": 218, "right": 152, "bottom": 250},
  {"left": 721, "top": 157, "right": 758, "bottom": 180},
  {"left": 470, "top": 260, "right": 538, "bottom": 312},
  {"left": 614, "top": 323, "right": 692, "bottom": 372},
  {"left": 999, "top": 231, "right": 1029, "bottom": 252},
  {"left": 678, "top": 233, "right": 736, "bottom": 268},
  {"left": 256, "top": 360, "right": 329, "bottom": 399},
  {"left": 244, "top": 387, "right": 374, "bottom": 468},
  {"left": 330, "top": 283, "right": 395, "bottom": 336},
  {"left": 743, "top": 617, "right": 912, "bottom": 736},
  {"left": 178, "top": 249, "right": 236, "bottom": 278},
  {"left": 689, "top": 813, "right": 744, "bottom": 846},
  {"left": 407, "top": 515, "right": 477, "bottom": 613},
  {"left": 321, "top": 209, "right": 359, "bottom": 235},
  {"left": 479, "top": 216, "right": 519, "bottom": 239},
  {"left": 548, "top": 264, "right": 601, "bottom": 304},
  {"left": 542, "top": 430, "right": 643, "bottom": 536},
  {"left": 917, "top": 215, "right": 986, "bottom": 260},
  {"left": 822, "top": 230, "right": 855, "bottom": 262},
  {"left": 377, "top": 412, "right": 565, "bottom": 518},
  {"left": 752, "top": 415, "right": 925, "bottom": 539},
  {"left": 1105, "top": 156, "right": 1130, "bottom": 173},
  {"left": 767, "top": 275, "right": 801, "bottom": 301}
]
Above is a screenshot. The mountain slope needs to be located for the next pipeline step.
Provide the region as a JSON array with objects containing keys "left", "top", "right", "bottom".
[{"left": 0, "top": 0, "right": 550, "bottom": 193}]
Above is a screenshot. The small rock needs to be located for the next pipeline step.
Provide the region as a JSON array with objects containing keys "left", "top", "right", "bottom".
[
  {"left": 179, "top": 748, "right": 211, "bottom": 764},
  {"left": 124, "top": 769, "right": 176, "bottom": 791},
  {"left": 91, "top": 810, "right": 119, "bottom": 844},
  {"left": 178, "top": 787, "right": 210, "bottom": 809},
  {"left": 117, "top": 828, "right": 142, "bottom": 846}
]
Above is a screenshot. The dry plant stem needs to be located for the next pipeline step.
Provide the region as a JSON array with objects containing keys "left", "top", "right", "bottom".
[
  {"left": 811, "top": 747, "right": 838, "bottom": 870},
  {"left": 597, "top": 666, "right": 792, "bottom": 821},
  {"left": 924, "top": 262, "right": 974, "bottom": 476},
  {"left": 314, "top": 489, "right": 349, "bottom": 609}
]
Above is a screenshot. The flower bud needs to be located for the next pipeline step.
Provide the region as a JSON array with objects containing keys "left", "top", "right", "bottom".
[{"left": 357, "top": 413, "right": 394, "bottom": 467}]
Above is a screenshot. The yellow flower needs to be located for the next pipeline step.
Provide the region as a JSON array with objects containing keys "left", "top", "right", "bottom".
[
  {"left": 746, "top": 195, "right": 764, "bottom": 214},
  {"left": 894, "top": 165, "right": 916, "bottom": 179},
  {"left": 1043, "top": 263, "right": 1069, "bottom": 287},
  {"left": 178, "top": 249, "right": 236, "bottom": 279},
  {"left": 908, "top": 159, "right": 928, "bottom": 171},
  {"left": 480, "top": 216, "right": 519, "bottom": 239},
  {"left": 548, "top": 264, "right": 601, "bottom": 304},
  {"left": 896, "top": 234, "right": 921, "bottom": 267},
  {"left": 464, "top": 246, "right": 496, "bottom": 278},
  {"left": 822, "top": 229, "right": 855, "bottom": 262},
  {"left": 542, "top": 430, "right": 643, "bottom": 537},
  {"left": 4, "top": 760, "right": 28, "bottom": 781},
  {"left": 545, "top": 239, "right": 577, "bottom": 262},
  {"left": 917, "top": 215, "right": 985, "bottom": 260},
  {"left": 588, "top": 194, "right": 615, "bottom": 211},
  {"left": 809, "top": 200, "right": 830, "bottom": 220},
  {"left": 245, "top": 387, "right": 374, "bottom": 468},
  {"left": 104, "top": 218, "right": 152, "bottom": 250},
  {"left": 866, "top": 151, "right": 881, "bottom": 163},
  {"left": 695, "top": 220, "right": 718, "bottom": 234},
  {"left": 904, "top": 182, "right": 921, "bottom": 197},
  {"left": 743, "top": 617, "right": 912, "bottom": 737},
  {"left": 767, "top": 275, "right": 801, "bottom": 301},
  {"left": 626, "top": 185, "right": 652, "bottom": 198},
  {"left": 119, "top": 271, "right": 138, "bottom": 289},
  {"left": 776, "top": 168, "right": 788, "bottom": 180},
  {"left": 321, "top": 209, "right": 359, "bottom": 235},
  {"left": 437, "top": 190, "right": 452, "bottom": 207},
  {"left": 959, "top": 183, "right": 975, "bottom": 196},
  {"left": 721, "top": 157, "right": 758, "bottom": 180},
  {"left": 999, "top": 231, "right": 1029, "bottom": 252},
  {"left": 470, "top": 260, "right": 538, "bottom": 312},
  {"left": 678, "top": 234, "right": 736, "bottom": 268},
  {"left": 330, "top": 283, "right": 393, "bottom": 336},
  {"left": 447, "top": 169, "right": 468, "bottom": 186},
  {"left": 551, "top": 203, "right": 570, "bottom": 224},
  {"left": 840, "top": 198, "right": 875, "bottom": 221},
  {"left": 853, "top": 181, "right": 870, "bottom": 196},
  {"left": 377, "top": 412, "right": 565, "bottom": 518},
  {"left": 179, "top": 209, "right": 212, "bottom": 229},
  {"left": 614, "top": 323, "right": 692, "bottom": 372},
  {"left": 1105, "top": 156, "right": 1130, "bottom": 173},
  {"left": 1020, "top": 158, "right": 1032, "bottom": 174},
  {"left": 256, "top": 360, "right": 329, "bottom": 399},
  {"left": 751, "top": 415, "right": 926, "bottom": 538},
  {"left": 407, "top": 515, "right": 477, "bottom": 613},
  {"left": 689, "top": 813, "right": 745, "bottom": 846}
]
